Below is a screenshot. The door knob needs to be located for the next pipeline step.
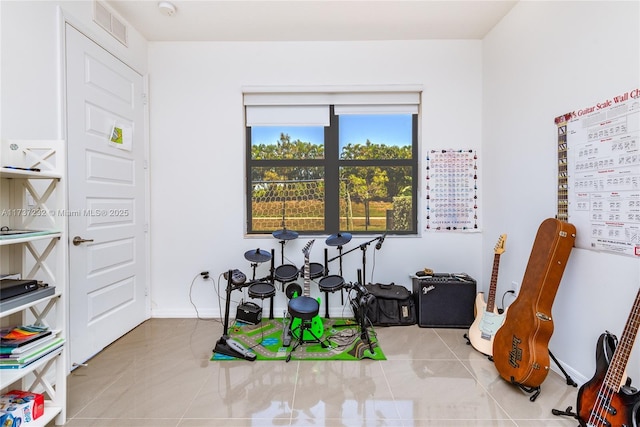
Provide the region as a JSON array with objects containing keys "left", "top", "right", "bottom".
[{"left": 72, "top": 236, "right": 94, "bottom": 246}]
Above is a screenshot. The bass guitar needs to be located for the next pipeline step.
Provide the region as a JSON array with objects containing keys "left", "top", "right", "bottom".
[
  {"left": 468, "top": 234, "right": 507, "bottom": 356},
  {"left": 577, "top": 288, "right": 640, "bottom": 427},
  {"left": 290, "top": 239, "right": 324, "bottom": 341},
  {"left": 493, "top": 218, "right": 576, "bottom": 392}
]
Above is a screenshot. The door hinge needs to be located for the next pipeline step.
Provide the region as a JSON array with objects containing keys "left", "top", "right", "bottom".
[{"left": 142, "top": 92, "right": 148, "bottom": 105}]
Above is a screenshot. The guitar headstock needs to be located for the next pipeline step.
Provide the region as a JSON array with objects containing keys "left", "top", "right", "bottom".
[
  {"left": 494, "top": 234, "right": 507, "bottom": 255},
  {"left": 302, "top": 239, "right": 315, "bottom": 257}
]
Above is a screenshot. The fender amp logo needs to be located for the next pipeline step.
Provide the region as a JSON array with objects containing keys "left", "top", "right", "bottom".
[
  {"left": 509, "top": 335, "right": 523, "bottom": 368},
  {"left": 422, "top": 285, "right": 435, "bottom": 294}
]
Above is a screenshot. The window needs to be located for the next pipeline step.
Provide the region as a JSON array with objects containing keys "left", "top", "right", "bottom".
[{"left": 245, "top": 89, "right": 420, "bottom": 236}]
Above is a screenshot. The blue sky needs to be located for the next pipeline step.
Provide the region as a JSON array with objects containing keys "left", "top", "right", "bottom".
[
  {"left": 251, "top": 114, "right": 412, "bottom": 150},
  {"left": 339, "top": 114, "right": 412, "bottom": 148},
  {"left": 252, "top": 126, "right": 324, "bottom": 146}
]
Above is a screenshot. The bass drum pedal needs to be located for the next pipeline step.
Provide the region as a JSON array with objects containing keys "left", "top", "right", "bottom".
[
  {"left": 282, "top": 313, "right": 292, "bottom": 347},
  {"left": 225, "top": 338, "right": 256, "bottom": 360}
]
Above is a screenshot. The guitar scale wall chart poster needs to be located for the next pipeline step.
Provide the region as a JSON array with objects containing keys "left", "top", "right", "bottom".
[
  {"left": 556, "top": 87, "right": 640, "bottom": 256},
  {"left": 425, "top": 149, "right": 479, "bottom": 231}
]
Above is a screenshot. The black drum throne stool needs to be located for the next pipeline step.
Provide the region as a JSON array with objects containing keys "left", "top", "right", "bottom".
[
  {"left": 287, "top": 295, "right": 322, "bottom": 349},
  {"left": 286, "top": 240, "right": 328, "bottom": 362}
]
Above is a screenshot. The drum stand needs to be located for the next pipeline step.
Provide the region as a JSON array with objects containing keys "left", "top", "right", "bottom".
[
  {"left": 243, "top": 248, "right": 276, "bottom": 319},
  {"left": 326, "top": 246, "right": 345, "bottom": 304},
  {"left": 249, "top": 262, "right": 258, "bottom": 281},
  {"left": 272, "top": 219, "right": 299, "bottom": 292},
  {"left": 269, "top": 251, "right": 276, "bottom": 319},
  {"left": 330, "top": 245, "right": 345, "bottom": 279},
  {"left": 277, "top": 239, "right": 288, "bottom": 291},
  {"left": 321, "top": 247, "right": 345, "bottom": 319},
  {"left": 259, "top": 250, "right": 276, "bottom": 320}
]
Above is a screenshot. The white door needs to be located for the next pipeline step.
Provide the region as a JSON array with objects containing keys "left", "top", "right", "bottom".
[{"left": 65, "top": 24, "right": 148, "bottom": 367}]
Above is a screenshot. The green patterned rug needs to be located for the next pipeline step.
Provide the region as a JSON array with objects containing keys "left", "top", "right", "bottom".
[{"left": 211, "top": 318, "right": 385, "bottom": 361}]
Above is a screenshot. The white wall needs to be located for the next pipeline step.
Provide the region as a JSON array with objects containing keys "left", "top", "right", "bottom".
[
  {"left": 483, "top": 1, "right": 640, "bottom": 384},
  {"left": 0, "top": 1, "right": 148, "bottom": 139},
  {"left": 147, "top": 40, "right": 484, "bottom": 317}
]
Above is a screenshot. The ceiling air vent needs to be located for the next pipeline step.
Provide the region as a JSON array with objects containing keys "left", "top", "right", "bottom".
[{"left": 93, "top": 1, "right": 128, "bottom": 46}]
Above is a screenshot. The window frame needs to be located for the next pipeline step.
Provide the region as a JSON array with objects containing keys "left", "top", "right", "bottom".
[{"left": 246, "top": 106, "right": 419, "bottom": 236}]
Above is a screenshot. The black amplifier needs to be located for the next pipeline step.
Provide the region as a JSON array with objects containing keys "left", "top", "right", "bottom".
[
  {"left": 236, "top": 301, "right": 262, "bottom": 325},
  {"left": 412, "top": 273, "right": 476, "bottom": 328}
]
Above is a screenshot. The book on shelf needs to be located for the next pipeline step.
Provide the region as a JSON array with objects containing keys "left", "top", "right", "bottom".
[
  {"left": 0, "top": 325, "right": 52, "bottom": 348},
  {"left": 0, "top": 333, "right": 58, "bottom": 355},
  {"left": 0, "top": 228, "right": 60, "bottom": 240},
  {"left": 0, "top": 338, "right": 65, "bottom": 369}
]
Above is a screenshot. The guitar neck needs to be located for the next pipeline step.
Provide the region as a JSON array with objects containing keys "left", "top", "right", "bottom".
[
  {"left": 486, "top": 253, "right": 501, "bottom": 313},
  {"left": 303, "top": 254, "right": 310, "bottom": 297},
  {"left": 302, "top": 239, "right": 314, "bottom": 298},
  {"left": 604, "top": 288, "right": 640, "bottom": 390}
]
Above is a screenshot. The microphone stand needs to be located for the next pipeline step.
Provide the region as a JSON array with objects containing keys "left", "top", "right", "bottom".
[
  {"left": 327, "top": 235, "right": 383, "bottom": 286},
  {"left": 360, "top": 242, "right": 370, "bottom": 286},
  {"left": 356, "top": 269, "right": 374, "bottom": 354}
]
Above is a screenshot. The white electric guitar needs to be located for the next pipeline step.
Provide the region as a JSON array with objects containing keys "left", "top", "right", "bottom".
[{"left": 468, "top": 234, "right": 507, "bottom": 356}]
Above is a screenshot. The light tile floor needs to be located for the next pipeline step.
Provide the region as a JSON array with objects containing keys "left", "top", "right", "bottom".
[{"left": 63, "top": 318, "right": 581, "bottom": 426}]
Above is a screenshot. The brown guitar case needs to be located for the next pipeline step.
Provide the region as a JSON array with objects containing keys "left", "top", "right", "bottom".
[{"left": 493, "top": 218, "right": 576, "bottom": 389}]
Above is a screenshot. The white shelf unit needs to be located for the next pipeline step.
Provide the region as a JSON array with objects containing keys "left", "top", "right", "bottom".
[{"left": 1, "top": 140, "right": 67, "bottom": 426}]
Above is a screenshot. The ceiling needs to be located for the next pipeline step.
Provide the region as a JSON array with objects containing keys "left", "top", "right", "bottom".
[{"left": 106, "top": 1, "right": 518, "bottom": 42}]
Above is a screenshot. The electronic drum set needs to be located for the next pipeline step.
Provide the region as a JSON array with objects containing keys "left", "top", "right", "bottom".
[
  {"left": 240, "top": 231, "right": 341, "bottom": 315},
  {"left": 215, "top": 226, "right": 385, "bottom": 360},
  {"left": 240, "top": 226, "right": 385, "bottom": 318}
]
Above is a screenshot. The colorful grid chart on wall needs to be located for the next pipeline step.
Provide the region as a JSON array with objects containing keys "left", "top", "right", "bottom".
[{"left": 425, "top": 149, "right": 478, "bottom": 231}]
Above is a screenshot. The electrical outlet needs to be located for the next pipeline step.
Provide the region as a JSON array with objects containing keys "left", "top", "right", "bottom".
[{"left": 510, "top": 281, "right": 519, "bottom": 295}]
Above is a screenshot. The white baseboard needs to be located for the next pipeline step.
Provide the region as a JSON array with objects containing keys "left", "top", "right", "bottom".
[{"left": 550, "top": 355, "right": 588, "bottom": 387}]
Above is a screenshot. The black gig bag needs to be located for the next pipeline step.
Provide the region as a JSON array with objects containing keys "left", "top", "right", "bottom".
[{"left": 364, "top": 283, "right": 416, "bottom": 326}]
